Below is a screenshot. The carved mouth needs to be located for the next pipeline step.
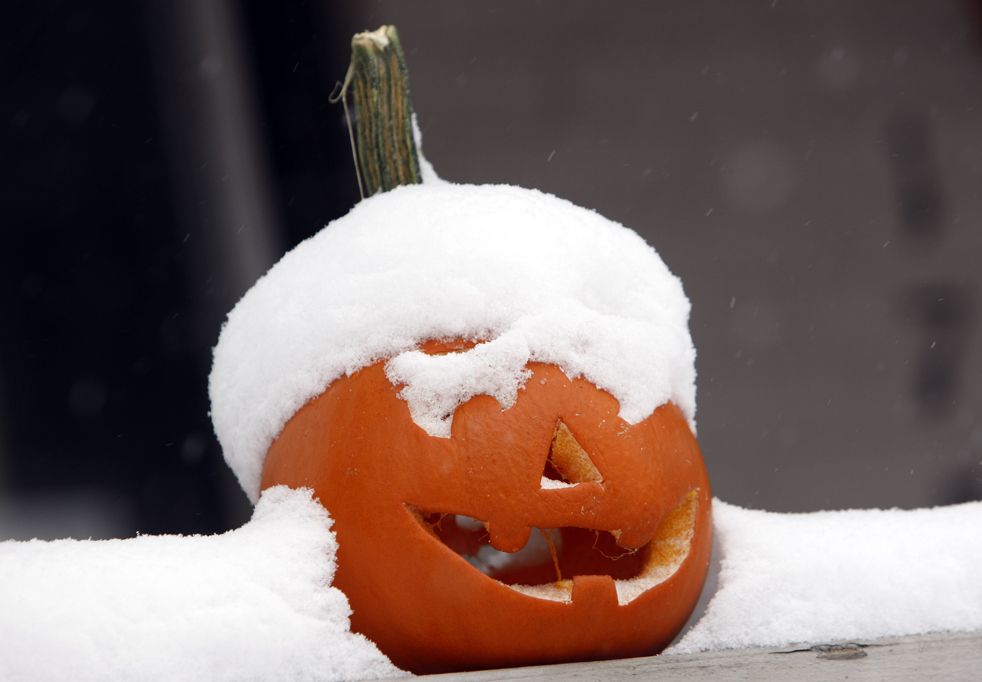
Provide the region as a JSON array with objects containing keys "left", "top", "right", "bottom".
[{"left": 408, "top": 490, "right": 698, "bottom": 605}]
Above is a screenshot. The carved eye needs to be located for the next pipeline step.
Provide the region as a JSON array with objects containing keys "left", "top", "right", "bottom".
[{"left": 541, "top": 420, "right": 604, "bottom": 489}]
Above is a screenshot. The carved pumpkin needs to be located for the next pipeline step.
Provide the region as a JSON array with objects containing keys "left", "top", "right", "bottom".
[
  {"left": 260, "top": 339, "right": 712, "bottom": 674},
  {"left": 210, "top": 177, "right": 708, "bottom": 675},
  {"left": 208, "top": 27, "right": 710, "bottom": 673}
]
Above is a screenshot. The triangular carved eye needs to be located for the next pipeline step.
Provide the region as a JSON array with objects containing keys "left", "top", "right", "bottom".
[{"left": 545, "top": 420, "right": 603, "bottom": 485}]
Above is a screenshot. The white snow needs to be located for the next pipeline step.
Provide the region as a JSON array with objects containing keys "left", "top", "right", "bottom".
[
  {"left": 669, "top": 499, "right": 982, "bottom": 653},
  {"left": 210, "top": 181, "right": 696, "bottom": 503},
  {"left": 539, "top": 476, "right": 577, "bottom": 490},
  {"left": 384, "top": 332, "right": 533, "bottom": 438},
  {"left": 0, "top": 486, "right": 404, "bottom": 682},
  {"left": 411, "top": 114, "right": 442, "bottom": 184}
]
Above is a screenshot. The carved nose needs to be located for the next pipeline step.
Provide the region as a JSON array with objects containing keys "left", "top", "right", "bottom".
[{"left": 541, "top": 420, "right": 603, "bottom": 487}]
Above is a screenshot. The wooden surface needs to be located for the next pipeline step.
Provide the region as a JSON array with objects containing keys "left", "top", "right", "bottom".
[{"left": 406, "top": 630, "right": 982, "bottom": 682}]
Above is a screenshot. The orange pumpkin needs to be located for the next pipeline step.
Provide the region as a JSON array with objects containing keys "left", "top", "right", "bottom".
[{"left": 260, "top": 339, "right": 712, "bottom": 674}]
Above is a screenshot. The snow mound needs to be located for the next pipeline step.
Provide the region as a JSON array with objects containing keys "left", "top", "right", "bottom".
[
  {"left": 210, "top": 182, "right": 695, "bottom": 502},
  {"left": 669, "top": 500, "right": 982, "bottom": 653},
  {"left": 0, "top": 486, "right": 404, "bottom": 682}
]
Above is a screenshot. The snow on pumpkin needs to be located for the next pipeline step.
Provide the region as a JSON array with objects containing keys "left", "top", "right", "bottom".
[{"left": 208, "top": 180, "right": 698, "bottom": 504}]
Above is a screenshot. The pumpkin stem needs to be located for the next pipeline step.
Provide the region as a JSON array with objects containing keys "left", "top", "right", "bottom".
[{"left": 332, "top": 25, "right": 422, "bottom": 198}]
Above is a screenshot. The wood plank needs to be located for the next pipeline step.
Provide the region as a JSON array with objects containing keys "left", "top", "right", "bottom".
[{"left": 407, "top": 630, "right": 982, "bottom": 682}]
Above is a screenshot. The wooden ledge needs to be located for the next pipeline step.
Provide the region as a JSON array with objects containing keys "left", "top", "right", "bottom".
[{"left": 400, "top": 630, "right": 981, "bottom": 682}]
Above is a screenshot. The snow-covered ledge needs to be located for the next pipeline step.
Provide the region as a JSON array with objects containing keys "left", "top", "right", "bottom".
[
  {"left": 670, "top": 500, "right": 982, "bottom": 653},
  {"left": 411, "top": 631, "right": 981, "bottom": 682}
]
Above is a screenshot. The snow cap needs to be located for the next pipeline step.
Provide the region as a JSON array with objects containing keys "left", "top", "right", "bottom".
[{"left": 209, "top": 181, "right": 697, "bottom": 502}]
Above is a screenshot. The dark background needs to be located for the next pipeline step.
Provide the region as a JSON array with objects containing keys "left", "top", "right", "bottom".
[{"left": 2, "top": 0, "right": 981, "bottom": 540}]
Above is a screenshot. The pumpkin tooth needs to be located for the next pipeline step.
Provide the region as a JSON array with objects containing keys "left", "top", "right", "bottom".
[{"left": 486, "top": 519, "right": 532, "bottom": 553}]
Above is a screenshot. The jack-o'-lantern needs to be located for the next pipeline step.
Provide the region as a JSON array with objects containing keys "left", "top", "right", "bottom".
[
  {"left": 209, "top": 24, "right": 711, "bottom": 676},
  {"left": 260, "top": 339, "right": 711, "bottom": 674}
]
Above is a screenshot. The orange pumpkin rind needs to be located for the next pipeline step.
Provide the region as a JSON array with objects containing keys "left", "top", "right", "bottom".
[{"left": 261, "top": 358, "right": 712, "bottom": 674}]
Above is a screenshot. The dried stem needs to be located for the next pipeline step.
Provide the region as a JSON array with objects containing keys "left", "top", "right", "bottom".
[{"left": 342, "top": 25, "right": 422, "bottom": 197}]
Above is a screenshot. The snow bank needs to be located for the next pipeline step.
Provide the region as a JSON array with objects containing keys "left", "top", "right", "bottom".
[
  {"left": 210, "top": 182, "right": 696, "bottom": 502},
  {"left": 670, "top": 500, "right": 982, "bottom": 653},
  {"left": 0, "top": 487, "right": 404, "bottom": 682}
]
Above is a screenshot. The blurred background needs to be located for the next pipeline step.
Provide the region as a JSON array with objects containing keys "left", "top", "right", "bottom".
[{"left": 2, "top": 0, "right": 981, "bottom": 540}]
